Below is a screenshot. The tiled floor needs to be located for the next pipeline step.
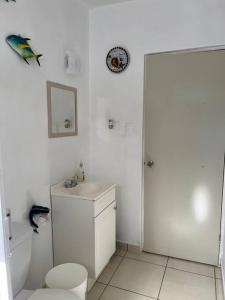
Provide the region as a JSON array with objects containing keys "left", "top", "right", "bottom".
[{"left": 88, "top": 248, "right": 224, "bottom": 300}]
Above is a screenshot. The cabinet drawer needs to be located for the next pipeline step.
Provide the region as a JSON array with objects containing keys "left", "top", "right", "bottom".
[{"left": 94, "top": 188, "right": 115, "bottom": 217}]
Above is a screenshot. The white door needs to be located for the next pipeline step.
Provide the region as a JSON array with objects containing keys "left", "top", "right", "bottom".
[{"left": 144, "top": 50, "right": 225, "bottom": 265}]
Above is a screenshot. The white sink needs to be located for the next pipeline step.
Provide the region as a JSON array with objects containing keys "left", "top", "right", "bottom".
[
  {"left": 51, "top": 181, "right": 115, "bottom": 201},
  {"left": 74, "top": 182, "right": 102, "bottom": 195}
]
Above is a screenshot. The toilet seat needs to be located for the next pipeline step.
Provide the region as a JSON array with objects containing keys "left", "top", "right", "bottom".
[{"left": 28, "top": 289, "right": 78, "bottom": 300}]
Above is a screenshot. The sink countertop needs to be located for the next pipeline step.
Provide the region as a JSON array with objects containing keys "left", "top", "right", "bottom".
[{"left": 51, "top": 181, "right": 116, "bottom": 201}]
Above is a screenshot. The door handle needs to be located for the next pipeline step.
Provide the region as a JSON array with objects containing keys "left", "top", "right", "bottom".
[{"left": 147, "top": 160, "right": 154, "bottom": 168}]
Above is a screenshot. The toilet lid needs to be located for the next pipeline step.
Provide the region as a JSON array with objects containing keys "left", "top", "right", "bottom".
[
  {"left": 28, "top": 289, "right": 78, "bottom": 300},
  {"left": 45, "top": 263, "right": 88, "bottom": 290}
]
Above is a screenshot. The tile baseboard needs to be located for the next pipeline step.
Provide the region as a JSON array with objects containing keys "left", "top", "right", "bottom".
[
  {"left": 116, "top": 241, "right": 128, "bottom": 251},
  {"left": 116, "top": 241, "right": 141, "bottom": 254},
  {"left": 128, "top": 244, "right": 141, "bottom": 254}
]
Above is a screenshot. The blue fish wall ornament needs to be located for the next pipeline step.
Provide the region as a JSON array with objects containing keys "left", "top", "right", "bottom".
[{"left": 6, "top": 35, "right": 42, "bottom": 66}]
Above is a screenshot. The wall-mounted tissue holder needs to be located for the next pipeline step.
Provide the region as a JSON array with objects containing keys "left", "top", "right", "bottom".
[
  {"left": 108, "top": 119, "right": 115, "bottom": 130},
  {"left": 29, "top": 205, "right": 50, "bottom": 234},
  {"left": 65, "top": 50, "right": 81, "bottom": 76}
]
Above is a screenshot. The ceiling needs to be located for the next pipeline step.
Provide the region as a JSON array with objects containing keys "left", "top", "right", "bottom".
[{"left": 83, "top": 0, "right": 134, "bottom": 8}]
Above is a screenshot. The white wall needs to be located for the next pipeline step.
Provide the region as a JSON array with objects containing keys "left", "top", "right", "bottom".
[
  {"left": 0, "top": 0, "right": 89, "bottom": 289},
  {"left": 89, "top": 0, "right": 225, "bottom": 246}
]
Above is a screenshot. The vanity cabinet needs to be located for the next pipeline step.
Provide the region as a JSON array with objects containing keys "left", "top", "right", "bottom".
[{"left": 51, "top": 182, "right": 116, "bottom": 288}]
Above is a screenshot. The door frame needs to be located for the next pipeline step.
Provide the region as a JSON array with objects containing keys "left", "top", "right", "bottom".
[
  {"left": 141, "top": 45, "right": 225, "bottom": 263},
  {"left": 0, "top": 145, "right": 12, "bottom": 300}
]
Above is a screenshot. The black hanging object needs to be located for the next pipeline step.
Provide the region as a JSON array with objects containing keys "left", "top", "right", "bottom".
[{"left": 29, "top": 205, "right": 50, "bottom": 234}]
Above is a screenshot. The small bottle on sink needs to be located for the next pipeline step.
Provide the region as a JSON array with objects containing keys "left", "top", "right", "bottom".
[{"left": 76, "top": 162, "right": 85, "bottom": 182}]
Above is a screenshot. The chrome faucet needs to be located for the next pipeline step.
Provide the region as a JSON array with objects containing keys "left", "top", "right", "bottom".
[{"left": 64, "top": 176, "right": 78, "bottom": 188}]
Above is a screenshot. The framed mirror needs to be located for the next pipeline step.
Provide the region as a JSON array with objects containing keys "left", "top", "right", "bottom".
[{"left": 47, "top": 81, "right": 78, "bottom": 138}]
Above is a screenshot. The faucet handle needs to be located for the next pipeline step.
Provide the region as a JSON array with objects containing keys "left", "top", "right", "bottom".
[{"left": 64, "top": 178, "right": 78, "bottom": 188}]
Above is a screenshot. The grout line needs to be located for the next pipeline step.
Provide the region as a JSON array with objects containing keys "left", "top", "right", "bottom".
[
  {"left": 99, "top": 251, "right": 126, "bottom": 299},
  {"left": 215, "top": 267, "right": 218, "bottom": 300},
  {"left": 215, "top": 267, "right": 223, "bottom": 280},
  {"left": 114, "top": 245, "right": 128, "bottom": 257},
  {"left": 96, "top": 254, "right": 124, "bottom": 284},
  {"left": 108, "top": 252, "right": 126, "bottom": 284},
  {"left": 129, "top": 254, "right": 215, "bottom": 278},
  {"left": 124, "top": 255, "right": 168, "bottom": 268},
  {"left": 157, "top": 256, "right": 169, "bottom": 299},
  {"left": 96, "top": 254, "right": 123, "bottom": 284},
  {"left": 166, "top": 256, "right": 169, "bottom": 266},
  {"left": 108, "top": 284, "right": 157, "bottom": 299},
  {"left": 124, "top": 253, "right": 215, "bottom": 278},
  {"left": 166, "top": 266, "right": 215, "bottom": 279},
  {"left": 97, "top": 283, "right": 107, "bottom": 300},
  {"left": 115, "top": 254, "right": 126, "bottom": 258},
  {"left": 96, "top": 252, "right": 217, "bottom": 300}
]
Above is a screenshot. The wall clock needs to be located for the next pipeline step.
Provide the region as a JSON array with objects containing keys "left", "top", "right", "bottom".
[{"left": 106, "top": 47, "right": 129, "bottom": 73}]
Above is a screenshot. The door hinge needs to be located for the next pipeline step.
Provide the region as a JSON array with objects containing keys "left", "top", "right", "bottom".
[{"left": 219, "top": 234, "right": 221, "bottom": 243}]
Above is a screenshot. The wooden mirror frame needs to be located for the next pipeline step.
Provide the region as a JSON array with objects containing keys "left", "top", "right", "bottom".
[{"left": 47, "top": 81, "right": 78, "bottom": 138}]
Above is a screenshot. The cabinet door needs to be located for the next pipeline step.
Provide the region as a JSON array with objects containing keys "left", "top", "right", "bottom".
[{"left": 95, "top": 201, "right": 116, "bottom": 277}]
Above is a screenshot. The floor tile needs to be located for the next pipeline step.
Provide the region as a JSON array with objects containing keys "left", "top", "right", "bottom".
[
  {"left": 159, "top": 268, "right": 216, "bottom": 300},
  {"left": 115, "top": 248, "right": 127, "bottom": 257},
  {"left": 216, "top": 279, "right": 224, "bottom": 300},
  {"left": 216, "top": 267, "right": 222, "bottom": 279},
  {"left": 97, "top": 255, "right": 123, "bottom": 284},
  {"left": 110, "top": 258, "right": 165, "bottom": 298},
  {"left": 88, "top": 282, "right": 106, "bottom": 300},
  {"left": 101, "top": 286, "right": 155, "bottom": 300},
  {"left": 115, "top": 242, "right": 127, "bottom": 257},
  {"left": 167, "top": 257, "right": 214, "bottom": 277},
  {"left": 126, "top": 251, "right": 168, "bottom": 266}
]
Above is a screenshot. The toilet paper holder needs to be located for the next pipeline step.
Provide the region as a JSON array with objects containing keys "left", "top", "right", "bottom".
[{"left": 29, "top": 205, "right": 50, "bottom": 234}]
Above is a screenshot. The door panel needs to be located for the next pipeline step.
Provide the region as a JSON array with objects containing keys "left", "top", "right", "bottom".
[{"left": 144, "top": 50, "right": 225, "bottom": 265}]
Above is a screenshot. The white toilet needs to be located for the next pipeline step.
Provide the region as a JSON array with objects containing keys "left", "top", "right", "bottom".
[{"left": 10, "top": 222, "right": 82, "bottom": 300}]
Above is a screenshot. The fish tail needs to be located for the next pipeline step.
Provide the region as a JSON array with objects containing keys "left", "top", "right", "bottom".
[{"left": 36, "top": 54, "right": 43, "bottom": 66}]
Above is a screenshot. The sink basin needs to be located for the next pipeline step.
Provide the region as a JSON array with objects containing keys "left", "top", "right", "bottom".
[
  {"left": 51, "top": 181, "right": 115, "bottom": 201},
  {"left": 74, "top": 182, "right": 102, "bottom": 195}
]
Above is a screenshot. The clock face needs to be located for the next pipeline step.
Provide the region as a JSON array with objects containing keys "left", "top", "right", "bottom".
[{"left": 106, "top": 47, "right": 129, "bottom": 73}]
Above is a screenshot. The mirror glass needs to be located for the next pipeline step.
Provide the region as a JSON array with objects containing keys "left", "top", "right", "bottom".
[{"left": 47, "top": 81, "right": 78, "bottom": 138}]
